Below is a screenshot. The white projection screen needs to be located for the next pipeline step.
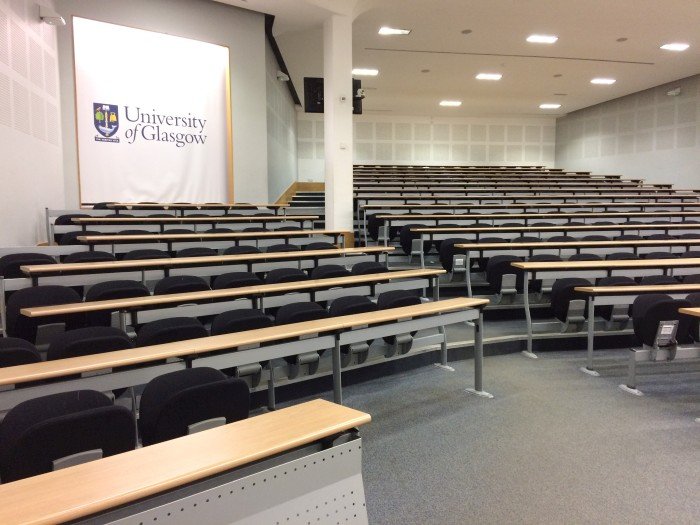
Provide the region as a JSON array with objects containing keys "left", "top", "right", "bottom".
[{"left": 73, "top": 17, "right": 232, "bottom": 204}]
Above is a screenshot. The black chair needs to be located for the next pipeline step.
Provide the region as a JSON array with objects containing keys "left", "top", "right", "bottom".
[
  {"left": 684, "top": 292, "right": 700, "bottom": 341},
  {"left": 351, "top": 261, "right": 388, "bottom": 275},
  {"left": 266, "top": 243, "right": 300, "bottom": 253},
  {"left": 303, "top": 242, "right": 336, "bottom": 251},
  {"left": 154, "top": 275, "right": 210, "bottom": 295},
  {"left": 136, "top": 317, "right": 208, "bottom": 346},
  {"left": 329, "top": 296, "right": 378, "bottom": 366},
  {"left": 682, "top": 274, "right": 700, "bottom": 284},
  {"left": 275, "top": 226, "right": 303, "bottom": 232},
  {"left": 47, "top": 326, "right": 132, "bottom": 360},
  {"left": 92, "top": 202, "right": 114, "bottom": 210},
  {"left": 646, "top": 234, "right": 677, "bottom": 240},
  {"left": 122, "top": 249, "right": 171, "bottom": 260},
  {"left": 632, "top": 294, "right": 692, "bottom": 346},
  {"left": 546, "top": 235, "right": 576, "bottom": 243},
  {"left": 678, "top": 233, "right": 700, "bottom": 239},
  {"left": 376, "top": 290, "right": 422, "bottom": 353},
  {"left": 310, "top": 265, "right": 351, "bottom": 279},
  {"left": 399, "top": 224, "right": 432, "bottom": 256},
  {"left": 681, "top": 251, "right": 700, "bottom": 258},
  {"left": 581, "top": 235, "right": 610, "bottom": 241},
  {"left": 437, "top": 238, "right": 467, "bottom": 272},
  {"left": 510, "top": 236, "right": 541, "bottom": 243},
  {"left": 0, "top": 338, "right": 41, "bottom": 367},
  {"left": 211, "top": 308, "right": 273, "bottom": 335},
  {"left": 593, "top": 276, "right": 637, "bottom": 326},
  {"left": 205, "top": 228, "right": 233, "bottom": 234},
  {"left": 53, "top": 214, "right": 90, "bottom": 243},
  {"left": 0, "top": 253, "right": 56, "bottom": 279},
  {"left": 5, "top": 286, "right": 84, "bottom": 344},
  {"left": 223, "top": 245, "right": 261, "bottom": 255},
  {"left": 550, "top": 278, "right": 592, "bottom": 331},
  {"left": 528, "top": 254, "right": 562, "bottom": 294},
  {"left": 163, "top": 228, "right": 194, "bottom": 234},
  {"left": 242, "top": 227, "right": 268, "bottom": 232},
  {"left": 569, "top": 253, "right": 602, "bottom": 261},
  {"left": 615, "top": 234, "right": 643, "bottom": 241},
  {"left": 485, "top": 255, "right": 523, "bottom": 299},
  {"left": 641, "top": 252, "right": 678, "bottom": 259},
  {"left": 84, "top": 280, "right": 150, "bottom": 326},
  {"left": 639, "top": 275, "right": 678, "bottom": 285},
  {"left": 0, "top": 390, "right": 135, "bottom": 482},
  {"left": 275, "top": 302, "right": 329, "bottom": 376},
  {"left": 138, "top": 367, "right": 249, "bottom": 446},
  {"left": 176, "top": 247, "right": 218, "bottom": 258},
  {"left": 212, "top": 272, "right": 263, "bottom": 290},
  {"left": 265, "top": 268, "right": 308, "bottom": 284},
  {"left": 118, "top": 229, "right": 151, "bottom": 236},
  {"left": 606, "top": 252, "right": 639, "bottom": 260},
  {"left": 63, "top": 251, "right": 116, "bottom": 264},
  {"left": 58, "top": 230, "right": 101, "bottom": 246}
]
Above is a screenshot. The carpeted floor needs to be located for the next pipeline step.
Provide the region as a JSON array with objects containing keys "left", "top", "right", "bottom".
[{"left": 285, "top": 346, "right": 699, "bottom": 524}]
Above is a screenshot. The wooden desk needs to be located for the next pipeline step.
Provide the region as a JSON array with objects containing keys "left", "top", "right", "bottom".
[
  {"left": 69, "top": 215, "right": 319, "bottom": 233},
  {"left": 0, "top": 399, "right": 371, "bottom": 525}
]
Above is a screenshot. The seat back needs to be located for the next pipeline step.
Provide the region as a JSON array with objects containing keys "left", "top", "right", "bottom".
[
  {"left": 47, "top": 326, "right": 132, "bottom": 360},
  {"left": 122, "top": 249, "right": 171, "bottom": 260},
  {"left": 310, "top": 265, "right": 351, "bottom": 279},
  {"left": 154, "top": 275, "right": 210, "bottom": 295},
  {"left": 633, "top": 296, "right": 692, "bottom": 346},
  {"left": 266, "top": 243, "right": 300, "bottom": 253},
  {"left": 136, "top": 317, "right": 208, "bottom": 346},
  {"left": 63, "top": 251, "right": 116, "bottom": 264},
  {"left": 639, "top": 275, "right": 677, "bottom": 286},
  {"left": 0, "top": 338, "right": 41, "bottom": 367},
  {"left": 210, "top": 309, "right": 273, "bottom": 335},
  {"left": 550, "top": 278, "right": 592, "bottom": 323},
  {"left": 223, "top": 245, "right": 261, "bottom": 255},
  {"left": 399, "top": 224, "right": 431, "bottom": 255},
  {"left": 265, "top": 268, "right": 308, "bottom": 284},
  {"left": 485, "top": 255, "right": 523, "bottom": 294},
  {"left": 84, "top": 280, "right": 150, "bottom": 326},
  {"left": 176, "top": 247, "right": 218, "bottom": 258},
  {"left": 212, "top": 272, "right": 263, "bottom": 290},
  {"left": 351, "top": 261, "right": 388, "bottom": 275},
  {"left": 0, "top": 253, "right": 56, "bottom": 279}
]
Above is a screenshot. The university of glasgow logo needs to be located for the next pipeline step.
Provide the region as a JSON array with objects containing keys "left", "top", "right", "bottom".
[{"left": 93, "top": 102, "right": 120, "bottom": 143}]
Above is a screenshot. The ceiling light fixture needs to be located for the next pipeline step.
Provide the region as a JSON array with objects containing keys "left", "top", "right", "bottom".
[
  {"left": 439, "top": 100, "right": 462, "bottom": 107},
  {"left": 476, "top": 73, "right": 502, "bottom": 80},
  {"left": 660, "top": 43, "right": 690, "bottom": 51},
  {"left": 539, "top": 103, "right": 562, "bottom": 109},
  {"left": 461, "top": 29, "right": 472, "bottom": 35},
  {"left": 378, "top": 26, "right": 411, "bottom": 35},
  {"left": 527, "top": 34, "right": 558, "bottom": 44},
  {"left": 352, "top": 68, "right": 379, "bottom": 76},
  {"left": 591, "top": 78, "right": 616, "bottom": 85}
]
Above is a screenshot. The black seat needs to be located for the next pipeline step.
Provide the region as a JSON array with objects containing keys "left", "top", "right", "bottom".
[
  {"left": 351, "top": 261, "right": 388, "bottom": 275},
  {"left": 569, "top": 253, "right": 602, "bottom": 261},
  {"left": 678, "top": 233, "right": 700, "bottom": 239},
  {"left": 205, "top": 228, "right": 233, "bottom": 233},
  {"left": 275, "top": 226, "right": 303, "bottom": 231},
  {"left": 92, "top": 202, "right": 114, "bottom": 210},
  {"left": 615, "top": 234, "right": 643, "bottom": 240},
  {"left": 646, "top": 234, "right": 677, "bottom": 240},
  {"left": 154, "top": 275, "right": 210, "bottom": 295},
  {"left": 53, "top": 214, "right": 90, "bottom": 243},
  {"left": 303, "top": 242, "right": 336, "bottom": 251},
  {"left": 136, "top": 317, "right": 208, "bottom": 346},
  {"left": 266, "top": 243, "right": 300, "bottom": 253},
  {"left": 438, "top": 238, "right": 468, "bottom": 271},
  {"left": 639, "top": 275, "right": 678, "bottom": 285},
  {"left": 593, "top": 276, "right": 637, "bottom": 322},
  {"left": 310, "top": 265, "right": 351, "bottom": 279},
  {"left": 223, "top": 245, "right": 261, "bottom": 255},
  {"left": 0, "top": 390, "right": 135, "bottom": 482},
  {"left": 265, "top": 268, "right": 308, "bottom": 284},
  {"left": 47, "top": 326, "right": 132, "bottom": 360},
  {"left": 210, "top": 309, "right": 273, "bottom": 335},
  {"left": 546, "top": 235, "right": 576, "bottom": 243},
  {"left": 275, "top": 302, "right": 330, "bottom": 368},
  {"left": 641, "top": 252, "right": 678, "bottom": 259},
  {"left": 399, "top": 224, "right": 432, "bottom": 255},
  {"left": 329, "top": 296, "right": 378, "bottom": 365},
  {"left": 376, "top": 290, "right": 422, "bottom": 349},
  {"left": 63, "top": 251, "right": 115, "bottom": 264},
  {"left": 550, "top": 278, "right": 592, "bottom": 328},
  {"left": 682, "top": 274, "right": 700, "bottom": 284},
  {"left": 242, "top": 227, "right": 268, "bottom": 232},
  {"left": 212, "top": 272, "right": 263, "bottom": 290},
  {"left": 581, "top": 235, "right": 610, "bottom": 241},
  {"left": 176, "top": 247, "right": 218, "bottom": 258},
  {"left": 510, "top": 236, "right": 541, "bottom": 243},
  {"left": 138, "top": 367, "right": 249, "bottom": 446},
  {"left": 0, "top": 253, "right": 56, "bottom": 279},
  {"left": 5, "top": 286, "right": 85, "bottom": 343},
  {"left": 58, "top": 230, "right": 101, "bottom": 246},
  {"left": 122, "top": 249, "right": 171, "bottom": 260},
  {"left": 485, "top": 255, "right": 523, "bottom": 295},
  {"left": 84, "top": 280, "right": 150, "bottom": 326},
  {"left": 0, "top": 338, "right": 41, "bottom": 367},
  {"left": 632, "top": 295, "right": 692, "bottom": 346},
  {"left": 606, "top": 252, "right": 639, "bottom": 260},
  {"left": 681, "top": 251, "right": 700, "bottom": 258},
  {"left": 163, "top": 228, "right": 193, "bottom": 235}
]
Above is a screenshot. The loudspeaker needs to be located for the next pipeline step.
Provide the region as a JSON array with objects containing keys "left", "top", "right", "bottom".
[{"left": 303, "top": 77, "right": 362, "bottom": 115}]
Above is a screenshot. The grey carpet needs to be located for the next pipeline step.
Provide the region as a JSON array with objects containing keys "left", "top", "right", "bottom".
[{"left": 283, "top": 348, "right": 699, "bottom": 524}]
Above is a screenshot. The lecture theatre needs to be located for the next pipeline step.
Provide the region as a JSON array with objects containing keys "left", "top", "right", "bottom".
[{"left": 0, "top": 0, "right": 698, "bottom": 523}]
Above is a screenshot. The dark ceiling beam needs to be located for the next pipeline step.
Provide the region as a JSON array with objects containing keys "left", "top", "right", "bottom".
[{"left": 265, "top": 14, "right": 302, "bottom": 106}]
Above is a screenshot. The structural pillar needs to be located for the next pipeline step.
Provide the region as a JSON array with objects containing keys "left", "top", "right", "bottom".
[{"left": 323, "top": 14, "right": 354, "bottom": 231}]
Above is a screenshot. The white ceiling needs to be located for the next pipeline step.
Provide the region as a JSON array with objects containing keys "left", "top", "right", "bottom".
[{"left": 218, "top": 0, "right": 700, "bottom": 118}]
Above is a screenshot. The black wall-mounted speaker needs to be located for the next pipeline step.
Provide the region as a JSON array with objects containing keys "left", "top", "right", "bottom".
[{"left": 303, "top": 77, "right": 362, "bottom": 115}]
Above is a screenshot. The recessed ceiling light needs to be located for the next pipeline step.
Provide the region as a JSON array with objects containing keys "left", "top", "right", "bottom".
[
  {"left": 527, "top": 34, "right": 558, "bottom": 44},
  {"left": 616, "top": 37, "right": 628, "bottom": 42},
  {"left": 554, "top": 93, "right": 568, "bottom": 96},
  {"left": 591, "top": 78, "right": 616, "bottom": 85},
  {"left": 378, "top": 26, "right": 411, "bottom": 35},
  {"left": 660, "top": 42, "right": 690, "bottom": 51},
  {"left": 421, "top": 69, "right": 430, "bottom": 73},
  {"left": 352, "top": 68, "right": 379, "bottom": 76},
  {"left": 439, "top": 100, "right": 462, "bottom": 107},
  {"left": 461, "top": 29, "right": 472, "bottom": 35},
  {"left": 539, "top": 103, "right": 562, "bottom": 109},
  {"left": 476, "top": 73, "right": 502, "bottom": 80},
  {"left": 553, "top": 73, "right": 563, "bottom": 78}
]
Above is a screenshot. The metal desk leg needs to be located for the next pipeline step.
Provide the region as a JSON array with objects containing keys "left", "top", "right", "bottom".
[
  {"left": 332, "top": 337, "right": 343, "bottom": 405},
  {"left": 581, "top": 296, "right": 600, "bottom": 376},
  {"left": 267, "top": 366, "right": 276, "bottom": 410},
  {"left": 433, "top": 276, "right": 440, "bottom": 301},
  {"left": 466, "top": 311, "right": 493, "bottom": 398},
  {"left": 521, "top": 271, "right": 537, "bottom": 359}
]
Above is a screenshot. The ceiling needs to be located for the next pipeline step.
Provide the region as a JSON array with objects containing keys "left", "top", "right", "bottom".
[{"left": 218, "top": 0, "right": 700, "bottom": 118}]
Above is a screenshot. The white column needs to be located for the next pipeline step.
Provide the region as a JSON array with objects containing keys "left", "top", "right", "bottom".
[{"left": 323, "top": 14, "right": 354, "bottom": 231}]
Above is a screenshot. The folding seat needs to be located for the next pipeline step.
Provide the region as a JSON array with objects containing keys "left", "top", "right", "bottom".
[
  {"left": 163, "top": 228, "right": 193, "bottom": 234},
  {"left": 510, "top": 236, "right": 541, "bottom": 243},
  {"left": 91, "top": 202, "right": 114, "bottom": 209},
  {"left": 550, "top": 278, "right": 592, "bottom": 332},
  {"left": 592, "top": 221, "right": 614, "bottom": 225},
  {"left": 682, "top": 274, "right": 700, "bottom": 284},
  {"left": 84, "top": 280, "right": 150, "bottom": 327},
  {"left": 328, "top": 296, "right": 378, "bottom": 366},
  {"left": 0, "top": 390, "right": 135, "bottom": 482},
  {"left": 138, "top": 367, "right": 249, "bottom": 446},
  {"left": 683, "top": 292, "right": 700, "bottom": 341},
  {"left": 5, "top": 286, "right": 84, "bottom": 344},
  {"left": 351, "top": 261, "right": 388, "bottom": 275},
  {"left": 47, "top": 326, "right": 132, "bottom": 360},
  {"left": 632, "top": 294, "right": 692, "bottom": 347},
  {"left": 581, "top": 235, "right": 610, "bottom": 241},
  {"left": 639, "top": 275, "right": 678, "bottom": 285},
  {"left": 569, "top": 253, "right": 602, "bottom": 261},
  {"left": 566, "top": 222, "right": 585, "bottom": 226},
  {"left": 223, "top": 245, "right": 261, "bottom": 255},
  {"left": 176, "top": 247, "right": 218, "bottom": 258},
  {"left": 499, "top": 222, "right": 522, "bottom": 227},
  {"left": 528, "top": 254, "right": 562, "bottom": 295},
  {"left": 605, "top": 252, "right": 638, "bottom": 260},
  {"left": 376, "top": 290, "right": 422, "bottom": 355},
  {"left": 646, "top": 234, "right": 677, "bottom": 240},
  {"left": 679, "top": 233, "right": 700, "bottom": 239},
  {"left": 366, "top": 213, "right": 386, "bottom": 242},
  {"left": 310, "top": 265, "right": 351, "bottom": 279},
  {"left": 399, "top": 224, "right": 432, "bottom": 262},
  {"left": 58, "top": 230, "right": 101, "bottom": 246},
  {"left": 63, "top": 251, "right": 115, "bottom": 263},
  {"left": 136, "top": 317, "right": 208, "bottom": 346},
  {"left": 149, "top": 213, "right": 174, "bottom": 218},
  {"left": 615, "top": 234, "right": 642, "bottom": 240},
  {"left": 122, "top": 249, "right": 171, "bottom": 260},
  {"left": 266, "top": 243, "right": 301, "bottom": 253},
  {"left": 205, "top": 228, "right": 233, "bottom": 233},
  {"left": 303, "top": 242, "right": 336, "bottom": 251},
  {"left": 641, "top": 252, "right": 678, "bottom": 259},
  {"left": 593, "top": 276, "right": 637, "bottom": 328},
  {"left": 437, "top": 238, "right": 468, "bottom": 274},
  {"left": 623, "top": 221, "right": 643, "bottom": 225},
  {"left": 531, "top": 222, "right": 554, "bottom": 227},
  {"left": 0, "top": 253, "right": 56, "bottom": 279},
  {"left": 154, "top": 275, "right": 210, "bottom": 295},
  {"left": 275, "top": 302, "right": 329, "bottom": 377},
  {"left": 546, "top": 235, "right": 576, "bottom": 243},
  {"left": 212, "top": 272, "right": 262, "bottom": 290},
  {"left": 485, "top": 255, "right": 523, "bottom": 302},
  {"left": 253, "top": 212, "right": 276, "bottom": 217},
  {"left": 53, "top": 214, "right": 90, "bottom": 243},
  {"left": 0, "top": 338, "right": 41, "bottom": 367},
  {"left": 650, "top": 220, "right": 672, "bottom": 224},
  {"left": 242, "top": 227, "right": 268, "bottom": 232},
  {"left": 265, "top": 268, "right": 308, "bottom": 284},
  {"left": 275, "top": 226, "right": 303, "bottom": 231},
  {"left": 117, "top": 229, "right": 151, "bottom": 235}
]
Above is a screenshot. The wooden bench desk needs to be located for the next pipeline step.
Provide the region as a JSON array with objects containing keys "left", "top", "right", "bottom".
[
  {"left": 106, "top": 202, "right": 289, "bottom": 216},
  {"left": 0, "top": 399, "right": 371, "bottom": 525}
]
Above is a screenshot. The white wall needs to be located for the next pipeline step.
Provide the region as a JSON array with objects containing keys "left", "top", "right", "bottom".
[
  {"left": 297, "top": 113, "right": 556, "bottom": 180},
  {"left": 55, "top": 0, "right": 269, "bottom": 205},
  {"left": 556, "top": 74, "right": 700, "bottom": 186},
  {"left": 265, "top": 42, "right": 298, "bottom": 202},
  {"left": 0, "top": 0, "right": 63, "bottom": 245}
]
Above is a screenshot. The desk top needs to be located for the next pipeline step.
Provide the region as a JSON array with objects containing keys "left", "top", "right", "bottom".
[
  {"left": 377, "top": 211, "right": 700, "bottom": 220},
  {"left": 0, "top": 399, "right": 370, "bottom": 525},
  {"left": 72, "top": 215, "right": 319, "bottom": 224},
  {"left": 357, "top": 193, "right": 698, "bottom": 201},
  {"left": 678, "top": 307, "right": 700, "bottom": 318},
  {"left": 107, "top": 202, "right": 288, "bottom": 209},
  {"left": 361, "top": 202, "right": 700, "bottom": 209},
  {"left": 77, "top": 229, "right": 350, "bottom": 243},
  {"left": 21, "top": 246, "right": 393, "bottom": 276},
  {"left": 21, "top": 268, "right": 445, "bottom": 317},
  {"left": 575, "top": 284, "right": 700, "bottom": 295},
  {"left": 512, "top": 257, "right": 700, "bottom": 270},
  {"left": 454, "top": 239, "right": 700, "bottom": 250},
  {"left": 413, "top": 223, "right": 700, "bottom": 234},
  {"left": 5, "top": 297, "right": 486, "bottom": 384}
]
